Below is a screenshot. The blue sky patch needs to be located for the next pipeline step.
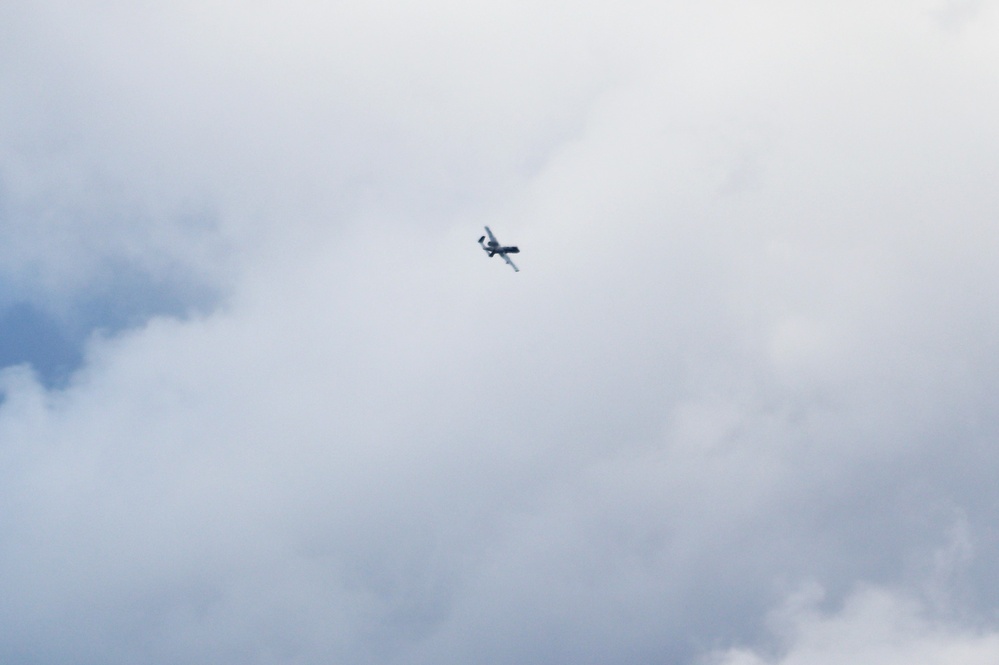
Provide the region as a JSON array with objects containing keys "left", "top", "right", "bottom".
[
  {"left": 0, "top": 302, "right": 81, "bottom": 387},
  {"left": 0, "top": 262, "right": 217, "bottom": 388}
]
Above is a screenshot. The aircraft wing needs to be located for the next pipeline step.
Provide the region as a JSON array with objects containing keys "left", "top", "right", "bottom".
[
  {"left": 502, "top": 252, "right": 520, "bottom": 272},
  {"left": 484, "top": 226, "right": 499, "bottom": 245}
]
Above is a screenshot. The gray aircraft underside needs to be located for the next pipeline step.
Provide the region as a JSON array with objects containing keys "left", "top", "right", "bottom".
[{"left": 478, "top": 226, "right": 520, "bottom": 272}]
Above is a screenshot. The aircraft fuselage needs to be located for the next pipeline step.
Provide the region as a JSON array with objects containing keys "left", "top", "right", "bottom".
[
  {"left": 478, "top": 227, "right": 520, "bottom": 271},
  {"left": 484, "top": 245, "right": 519, "bottom": 257}
]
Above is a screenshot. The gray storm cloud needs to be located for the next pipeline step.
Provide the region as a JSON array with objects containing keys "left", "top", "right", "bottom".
[{"left": 1, "top": 1, "right": 999, "bottom": 663}]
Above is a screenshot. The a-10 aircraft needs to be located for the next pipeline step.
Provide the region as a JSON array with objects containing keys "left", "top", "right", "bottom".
[{"left": 478, "top": 226, "right": 520, "bottom": 272}]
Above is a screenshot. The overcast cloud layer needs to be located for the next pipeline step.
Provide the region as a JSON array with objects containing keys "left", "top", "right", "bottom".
[{"left": 2, "top": 1, "right": 999, "bottom": 663}]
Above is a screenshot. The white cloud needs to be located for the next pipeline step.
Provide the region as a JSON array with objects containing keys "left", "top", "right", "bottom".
[
  {"left": 1, "top": 0, "right": 999, "bottom": 663},
  {"left": 706, "top": 584, "right": 999, "bottom": 665}
]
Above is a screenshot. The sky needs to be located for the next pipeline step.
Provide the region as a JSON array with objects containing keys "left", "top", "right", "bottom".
[{"left": 1, "top": 0, "right": 999, "bottom": 663}]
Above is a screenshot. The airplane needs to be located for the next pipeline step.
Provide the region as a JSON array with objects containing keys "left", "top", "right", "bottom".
[{"left": 478, "top": 226, "right": 520, "bottom": 272}]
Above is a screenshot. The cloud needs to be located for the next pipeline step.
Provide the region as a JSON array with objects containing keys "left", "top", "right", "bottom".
[
  {"left": 706, "top": 583, "right": 999, "bottom": 665},
  {"left": 1, "top": 0, "right": 999, "bottom": 663}
]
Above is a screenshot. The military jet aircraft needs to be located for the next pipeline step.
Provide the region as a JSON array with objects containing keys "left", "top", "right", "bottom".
[{"left": 478, "top": 226, "right": 520, "bottom": 272}]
